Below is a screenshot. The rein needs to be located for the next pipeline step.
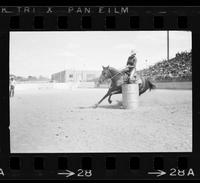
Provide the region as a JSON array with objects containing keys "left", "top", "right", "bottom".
[{"left": 108, "top": 69, "right": 123, "bottom": 80}]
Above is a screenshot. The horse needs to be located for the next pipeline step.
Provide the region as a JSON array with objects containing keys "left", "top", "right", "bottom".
[{"left": 94, "top": 65, "right": 156, "bottom": 108}]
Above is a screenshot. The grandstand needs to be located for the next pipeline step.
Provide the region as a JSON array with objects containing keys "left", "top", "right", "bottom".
[{"left": 137, "top": 51, "right": 192, "bottom": 82}]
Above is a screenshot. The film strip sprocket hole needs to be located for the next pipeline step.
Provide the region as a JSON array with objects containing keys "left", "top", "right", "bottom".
[
  {"left": 7, "top": 15, "right": 189, "bottom": 30},
  {"left": 0, "top": 6, "right": 199, "bottom": 180},
  {"left": 6, "top": 156, "right": 192, "bottom": 174}
]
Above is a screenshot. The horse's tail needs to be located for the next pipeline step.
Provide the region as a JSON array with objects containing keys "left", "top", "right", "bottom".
[{"left": 148, "top": 80, "right": 156, "bottom": 91}]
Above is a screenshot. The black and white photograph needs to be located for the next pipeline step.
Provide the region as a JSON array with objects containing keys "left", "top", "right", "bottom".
[{"left": 9, "top": 31, "right": 192, "bottom": 153}]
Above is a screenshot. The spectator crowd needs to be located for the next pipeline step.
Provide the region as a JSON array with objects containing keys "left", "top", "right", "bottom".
[{"left": 137, "top": 51, "right": 192, "bottom": 82}]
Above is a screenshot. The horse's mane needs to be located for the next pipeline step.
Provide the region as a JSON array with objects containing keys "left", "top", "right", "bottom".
[{"left": 109, "top": 67, "right": 120, "bottom": 74}]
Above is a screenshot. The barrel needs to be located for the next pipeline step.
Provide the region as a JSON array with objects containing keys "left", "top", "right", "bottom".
[{"left": 122, "top": 84, "right": 139, "bottom": 109}]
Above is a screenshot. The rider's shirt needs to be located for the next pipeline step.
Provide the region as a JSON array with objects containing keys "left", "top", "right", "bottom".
[
  {"left": 121, "top": 54, "right": 137, "bottom": 81},
  {"left": 126, "top": 55, "right": 137, "bottom": 68},
  {"left": 126, "top": 55, "right": 137, "bottom": 77}
]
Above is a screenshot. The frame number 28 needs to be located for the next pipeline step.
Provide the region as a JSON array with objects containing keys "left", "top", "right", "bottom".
[{"left": 77, "top": 169, "right": 92, "bottom": 177}]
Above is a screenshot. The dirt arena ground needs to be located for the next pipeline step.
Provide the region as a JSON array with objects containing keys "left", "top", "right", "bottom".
[{"left": 10, "top": 87, "right": 192, "bottom": 153}]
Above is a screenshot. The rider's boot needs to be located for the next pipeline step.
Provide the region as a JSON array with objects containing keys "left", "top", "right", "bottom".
[{"left": 129, "top": 75, "right": 137, "bottom": 84}]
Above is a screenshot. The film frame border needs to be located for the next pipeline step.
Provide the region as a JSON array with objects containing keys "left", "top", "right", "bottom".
[{"left": 0, "top": 6, "right": 199, "bottom": 180}]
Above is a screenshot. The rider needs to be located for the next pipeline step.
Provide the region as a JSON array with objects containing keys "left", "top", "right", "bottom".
[{"left": 121, "top": 50, "right": 137, "bottom": 84}]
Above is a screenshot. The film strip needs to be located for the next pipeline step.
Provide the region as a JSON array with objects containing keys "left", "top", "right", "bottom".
[
  {"left": 0, "top": 7, "right": 195, "bottom": 30},
  {"left": 0, "top": 6, "right": 200, "bottom": 180}
]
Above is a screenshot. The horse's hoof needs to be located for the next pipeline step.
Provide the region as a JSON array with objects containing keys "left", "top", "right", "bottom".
[
  {"left": 108, "top": 100, "right": 112, "bottom": 104},
  {"left": 93, "top": 104, "right": 98, "bottom": 108}
]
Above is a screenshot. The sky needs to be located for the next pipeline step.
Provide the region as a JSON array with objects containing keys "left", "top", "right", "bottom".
[{"left": 10, "top": 31, "right": 191, "bottom": 78}]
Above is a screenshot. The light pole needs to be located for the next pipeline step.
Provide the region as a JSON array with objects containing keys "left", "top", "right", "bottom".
[{"left": 167, "top": 31, "right": 169, "bottom": 61}]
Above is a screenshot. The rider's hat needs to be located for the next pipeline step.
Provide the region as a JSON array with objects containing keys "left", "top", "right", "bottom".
[{"left": 130, "top": 49, "right": 136, "bottom": 56}]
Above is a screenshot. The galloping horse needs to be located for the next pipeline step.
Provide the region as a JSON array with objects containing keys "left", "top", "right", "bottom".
[{"left": 94, "top": 66, "right": 156, "bottom": 108}]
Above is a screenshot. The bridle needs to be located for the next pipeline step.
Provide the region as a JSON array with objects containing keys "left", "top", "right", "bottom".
[
  {"left": 100, "top": 65, "right": 134, "bottom": 83},
  {"left": 107, "top": 56, "right": 136, "bottom": 80},
  {"left": 107, "top": 68, "right": 123, "bottom": 80}
]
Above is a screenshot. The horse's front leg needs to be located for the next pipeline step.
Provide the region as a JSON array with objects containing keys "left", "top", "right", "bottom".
[
  {"left": 108, "top": 94, "right": 112, "bottom": 104},
  {"left": 94, "top": 89, "right": 112, "bottom": 108},
  {"left": 108, "top": 89, "right": 122, "bottom": 104}
]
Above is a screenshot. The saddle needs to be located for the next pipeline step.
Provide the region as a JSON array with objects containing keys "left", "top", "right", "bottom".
[{"left": 123, "top": 73, "right": 142, "bottom": 84}]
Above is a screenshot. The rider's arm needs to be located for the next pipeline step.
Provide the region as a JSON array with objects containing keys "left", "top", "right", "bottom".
[
  {"left": 121, "top": 66, "right": 129, "bottom": 73},
  {"left": 127, "top": 65, "right": 135, "bottom": 68}
]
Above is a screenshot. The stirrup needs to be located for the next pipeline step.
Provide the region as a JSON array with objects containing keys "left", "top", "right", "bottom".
[{"left": 129, "top": 80, "right": 136, "bottom": 84}]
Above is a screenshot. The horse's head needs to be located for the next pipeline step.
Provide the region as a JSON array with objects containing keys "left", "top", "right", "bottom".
[{"left": 98, "top": 65, "right": 111, "bottom": 84}]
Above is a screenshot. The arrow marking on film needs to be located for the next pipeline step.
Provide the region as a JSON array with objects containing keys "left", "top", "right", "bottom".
[
  {"left": 148, "top": 170, "right": 166, "bottom": 177},
  {"left": 57, "top": 169, "right": 75, "bottom": 178}
]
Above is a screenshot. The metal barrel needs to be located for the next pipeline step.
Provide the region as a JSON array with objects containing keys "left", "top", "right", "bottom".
[{"left": 122, "top": 84, "right": 139, "bottom": 109}]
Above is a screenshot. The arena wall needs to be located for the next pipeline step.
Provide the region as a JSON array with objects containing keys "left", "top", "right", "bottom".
[
  {"left": 98, "top": 81, "right": 192, "bottom": 90},
  {"left": 15, "top": 82, "right": 80, "bottom": 91},
  {"left": 154, "top": 81, "right": 192, "bottom": 90},
  {"left": 14, "top": 81, "right": 192, "bottom": 91}
]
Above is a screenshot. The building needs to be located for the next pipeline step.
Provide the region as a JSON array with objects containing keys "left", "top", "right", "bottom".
[{"left": 51, "top": 69, "right": 101, "bottom": 83}]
